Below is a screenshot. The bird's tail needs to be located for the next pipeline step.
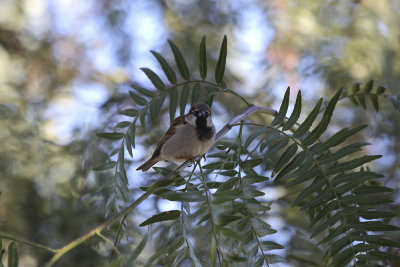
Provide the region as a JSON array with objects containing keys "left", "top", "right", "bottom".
[{"left": 136, "top": 159, "right": 157, "bottom": 172}]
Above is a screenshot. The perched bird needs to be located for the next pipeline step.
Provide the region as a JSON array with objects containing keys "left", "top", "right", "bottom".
[{"left": 136, "top": 102, "right": 216, "bottom": 171}]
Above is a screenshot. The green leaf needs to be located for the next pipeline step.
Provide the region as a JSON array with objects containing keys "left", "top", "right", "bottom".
[
  {"left": 330, "top": 235, "right": 352, "bottom": 256},
  {"left": 241, "top": 158, "right": 264, "bottom": 169},
  {"left": 169, "top": 87, "right": 178, "bottom": 122},
  {"left": 118, "top": 109, "right": 139, "bottom": 117},
  {"left": 150, "top": 50, "right": 177, "bottom": 84},
  {"left": 283, "top": 90, "right": 302, "bottom": 131},
  {"left": 187, "top": 240, "right": 202, "bottom": 267},
  {"left": 197, "top": 213, "right": 210, "bottom": 225},
  {"left": 352, "top": 82, "right": 361, "bottom": 94},
  {"left": 162, "top": 191, "right": 205, "bottom": 202},
  {"left": 212, "top": 188, "right": 240, "bottom": 204},
  {"left": 216, "top": 178, "right": 238, "bottom": 192},
  {"left": 140, "top": 68, "right": 165, "bottom": 91},
  {"left": 326, "top": 155, "right": 382, "bottom": 175},
  {"left": 310, "top": 125, "right": 367, "bottom": 155},
  {"left": 376, "top": 86, "right": 386, "bottom": 94},
  {"left": 203, "top": 161, "right": 236, "bottom": 171},
  {"left": 126, "top": 123, "right": 135, "bottom": 155},
  {"left": 139, "top": 210, "right": 181, "bottom": 226},
  {"left": 370, "top": 94, "right": 379, "bottom": 112},
  {"left": 7, "top": 242, "right": 18, "bottom": 267},
  {"left": 168, "top": 39, "right": 190, "bottom": 80},
  {"left": 293, "top": 176, "right": 326, "bottom": 206},
  {"left": 351, "top": 221, "right": 400, "bottom": 232},
  {"left": 273, "top": 143, "right": 298, "bottom": 175},
  {"left": 180, "top": 84, "right": 189, "bottom": 115},
  {"left": 217, "top": 226, "right": 243, "bottom": 241},
  {"left": 353, "top": 185, "right": 393, "bottom": 194},
  {"left": 96, "top": 132, "right": 124, "bottom": 140},
  {"left": 340, "top": 195, "right": 393, "bottom": 206},
  {"left": 93, "top": 161, "right": 117, "bottom": 171},
  {"left": 354, "top": 235, "right": 400, "bottom": 248},
  {"left": 263, "top": 137, "right": 289, "bottom": 160},
  {"left": 227, "top": 254, "right": 247, "bottom": 262},
  {"left": 368, "top": 251, "right": 400, "bottom": 261},
  {"left": 242, "top": 175, "right": 269, "bottom": 185},
  {"left": 215, "top": 35, "right": 227, "bottom": 84},
  {"left": 199, "top": 36, "right": 207, "bottom": 80},
  {"left": 129, "top": 91, "right": 148, "bottom": 106},
  {"left": 217, "top": 214, "right": 241, "bottom": 226},
  {"left": 127, "top": 232, "right": 149, "bottom": 263},
  {"left": 244, "top": 126, "right": 269, "bottom": 148},
  {"left": 331, "top": 171, "right": 384, "bottom": 187},
  {"left": 219, "top": 170, "right": 238, "bottom": 177},
  {"left": 241, "top": 189, "right": 265, "bottom": 199},
  {"left": 255, "top": 257, "right": 264, "bottom": 267},
  {"left": 332, "top": 247, "right": 353, "bottom": 266},
  {"left": 303, "top": 88, "right": 343, "bottom": 146},
  {"left": 260, "top": 132, "right": 280, "bottom": 152},
  {"left": 286, "top": 165, "right": 319, "bottom": 187},
  {"left": 359, "top": 210, "right": 396, "bottom": 220},
  {"left": 251, "top": 218, "right": 274, "bottom": 237},
  {"left": 364, "top": 79, "right": 374, "bottom": 93},
  {"left": 275, "top": 150, "right": 307, "bottom": 182},
  {"left": 318, "top": 142, "right": 369, "bottom": 165},
  {"left": 318, "top": 224, "right": 347, "bottom": 244},
  {"left": 172, "top": 248, "right": 186, "bottom": 267},
  {"left": 311, "top": 201, "right": 338, "bottom": 226},
  {"left": 140, "top": 105, "right": 148, "bottom": 128},
  {"left": 260, "top": 241, "right": 284, "bottom": 251},
  {"left": 167, "top": 236, "right": 184, "bottom": 255},
  {"left": 358, "top": 95, "right": 367, "bottom": 109},
  {"left": 271, "top": 87, "right": 290, "bottom": 126},
  {"left": 246, "top": 202, "right": 271, "bottom": 213},
  {"left": 311, "top": 212, "right": 342, "bottom": 238},
  {"left": 301, "top": 186, "right": 333, "bottom": 210},
  {"left": 293, "top": 98, "right": 323, "bottom": 138},
  {"left": 150, "top": 94, "right": 166, "bottom": 125},
  {"left": 114, "top": 121, "right": 130, "bottom": 130},
  {"left": 191, "top": 83, "right": 201, "bottom": 105},
  {"left": 131, "top": 86, "right": 156, "bottom": 97}
]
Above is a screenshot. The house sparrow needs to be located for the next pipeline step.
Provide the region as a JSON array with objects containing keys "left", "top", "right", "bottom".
[{"left": 136, "top": 102, "right": 216, "bottom": 172}]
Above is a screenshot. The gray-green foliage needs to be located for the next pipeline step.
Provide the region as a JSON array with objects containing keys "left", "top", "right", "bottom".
[{"left": 95, "top": 36, "right": 400, "bottom": 266}]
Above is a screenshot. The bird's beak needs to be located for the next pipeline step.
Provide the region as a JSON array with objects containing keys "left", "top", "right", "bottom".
[{"left": 197, "top": 110, "right": 207, "bottom": 118}]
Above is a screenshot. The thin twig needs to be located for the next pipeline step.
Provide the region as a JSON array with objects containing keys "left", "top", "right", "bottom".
[
  {"left": 215, "top": 105, "right": 276, "bottom": 141},
  {"left": 0, "top": 232, "right": 57, "bottom": 253}
]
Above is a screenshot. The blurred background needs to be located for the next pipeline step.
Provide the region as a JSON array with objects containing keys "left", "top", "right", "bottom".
[{"left": 0, "top": 0, "right": 399, "bottom": 266}]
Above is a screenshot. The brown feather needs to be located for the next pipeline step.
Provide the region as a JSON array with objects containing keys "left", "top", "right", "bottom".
[{"left": 136, "top": 115, "right": 188, "bottom": 172}]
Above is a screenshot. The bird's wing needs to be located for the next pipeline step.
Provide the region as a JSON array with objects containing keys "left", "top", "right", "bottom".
[{"left": 150, "top": 115, "right": 187, "bottom": 159}]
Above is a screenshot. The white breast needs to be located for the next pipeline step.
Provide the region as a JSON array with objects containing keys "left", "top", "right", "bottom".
[{"left": 160, "top": 124, "right": 215, "bottom": 163}]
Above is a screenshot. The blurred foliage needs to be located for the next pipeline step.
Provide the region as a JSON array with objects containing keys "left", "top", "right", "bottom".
[{"left": 0, "top": 0, "right": 399, "bottom": 266}]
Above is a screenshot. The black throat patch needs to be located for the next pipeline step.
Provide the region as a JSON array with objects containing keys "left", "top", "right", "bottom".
[{"left": 195, "top": 117, "right": 214, "bottom": 141}]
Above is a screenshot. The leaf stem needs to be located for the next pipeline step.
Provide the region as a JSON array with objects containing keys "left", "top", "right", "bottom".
[
  {"left": 197, "top": 161, "right": 223, "bottom": 266},
  {"left": 237, "top": 122, "right": 270, "bottom": 267},
  {"left": 0, "top": 232, "right": 57, "bottom": 253}
]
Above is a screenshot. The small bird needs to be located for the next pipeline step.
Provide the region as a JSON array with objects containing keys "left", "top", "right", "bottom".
[{"left": 136, "top": 102, "right": 216, "bottom": 171}]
